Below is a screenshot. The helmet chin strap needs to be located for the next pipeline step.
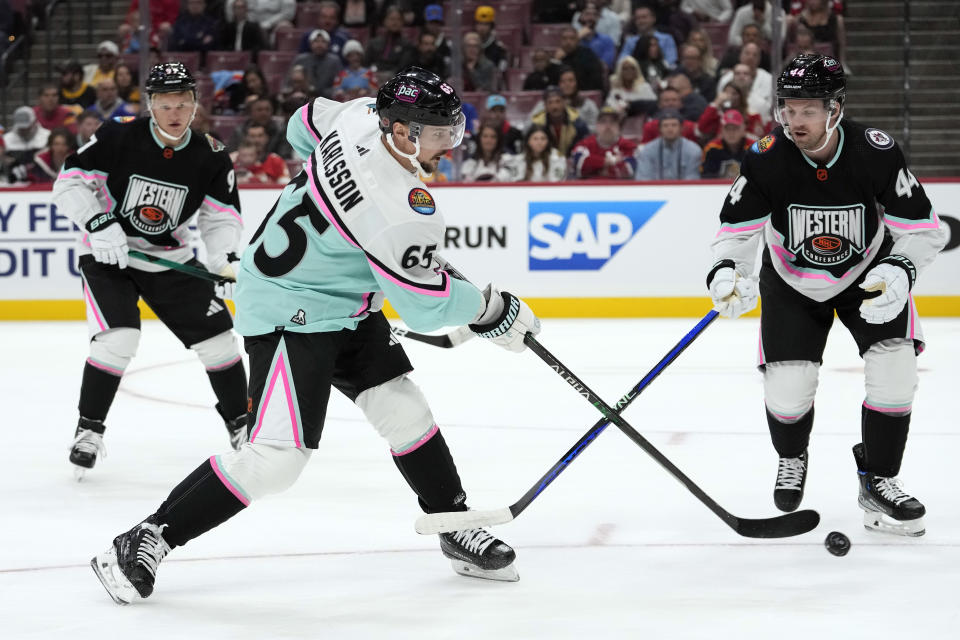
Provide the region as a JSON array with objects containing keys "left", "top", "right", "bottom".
[
  {"left": 386, "top": 132, "right": 432, "bottom": 177},
  {"left": 147, "top": 98, "right": 198, "bottom": 145},
  {"left": 779, "top": 101, "right": 844, "bottom": 155}
]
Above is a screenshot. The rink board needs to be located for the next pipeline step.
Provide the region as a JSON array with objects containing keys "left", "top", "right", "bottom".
[{"left": 2, "top": 180, "right": 959, "bottom": 319}]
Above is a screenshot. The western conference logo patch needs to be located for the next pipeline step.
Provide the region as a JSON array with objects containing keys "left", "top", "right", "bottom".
[{"left": 865, "top": 128, "right": 893, "bottom": 150}]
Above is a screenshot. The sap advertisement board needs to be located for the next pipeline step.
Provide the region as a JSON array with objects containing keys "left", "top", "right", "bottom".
[{"left": 2, "top": 181, "right": 960, "bottom": 311}]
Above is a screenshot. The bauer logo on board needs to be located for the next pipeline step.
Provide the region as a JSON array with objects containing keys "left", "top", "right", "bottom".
[{"left": 528, "top": 201, "right": 665, "bottom": 270}]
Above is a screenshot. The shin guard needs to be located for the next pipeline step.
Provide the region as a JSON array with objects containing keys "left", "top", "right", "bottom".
[
  {"left": 154, "top": 458, "right": 247, "bottom": 548},
  {"left": 861, "top": 405, "right": 910, "bottom": 477},
  {"left": 392, "top": 428, "right": 467, "bottom": 514},
  {"left": 767, "top": 406, "right": 815, "bottom": 458}
]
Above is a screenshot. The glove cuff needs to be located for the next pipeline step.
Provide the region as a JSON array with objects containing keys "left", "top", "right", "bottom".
[
  {"left": 85, "top": 211, "right": 119, "bottom": 233},
  {"left": 706, "top": 259, "right": 735, "bottom": 288},
  {"left": 878, "top": 254, "right": 916, "bottom": 290},
  {"left": 469, "top": 292, "right": 519, "bottom": 338}
]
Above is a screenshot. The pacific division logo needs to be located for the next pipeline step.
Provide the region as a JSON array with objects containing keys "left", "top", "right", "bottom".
[
  {"left": 753, "top": 134, "right": 776, "bottom": 153},
  {"left": 396, "top": 84, "right": 420, "bottom": 103},
  {"left": 787, "top": 203, "right": 867, "bottom": 272},
  {"left": 408, "top": 188, "right": 436, "bottom": 215}
]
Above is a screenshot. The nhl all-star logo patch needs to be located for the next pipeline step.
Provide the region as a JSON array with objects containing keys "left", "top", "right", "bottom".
[
  {"left": 751, "top": 134, "right": 776, "bottom": 154},
  {"left": 865, "top": 128, "right": 894, "bottom": 150},
  {"left": 408, "top": 187, "right": 436, "bottom": 215}
]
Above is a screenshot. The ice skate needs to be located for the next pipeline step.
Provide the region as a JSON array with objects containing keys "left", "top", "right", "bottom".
[
  {"left": 69, "top": 417, "right": 106, "bottom": 481},
  {"left": 216, "top": 403, "right": 248, "bottom": 451},
  {"left": 854, "top": 444, "right": 925, "bottom": 537},
  {"left": 91, "top": 515, "right": 171, "bottom": 604},
  {"left": 773, "top": 450, "right": 808, "bottom": 512},
  {"left": 439, "top": 527, "right": 518, "bottom": 582}
]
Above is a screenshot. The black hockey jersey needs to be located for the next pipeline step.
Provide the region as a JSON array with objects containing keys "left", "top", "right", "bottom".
[
  {"left": 52, "top": 117, "right": 242, "bottom": 272},
  {"left": 711, "top": 119, "right": 946, "bottom": 301}
]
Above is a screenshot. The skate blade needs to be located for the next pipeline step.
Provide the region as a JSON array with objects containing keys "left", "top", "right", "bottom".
[
  {"left": 73, "top": 466, "right": 89, "bottom": 482},
  {"left": 450, "top": 559, "right": 519, "bottom": 582},
  {"left": 862, "top": 510, "right": 925, "bottom": 537},
  {"left": 90, "top": 554, "right": 136, "bottom": 605}
]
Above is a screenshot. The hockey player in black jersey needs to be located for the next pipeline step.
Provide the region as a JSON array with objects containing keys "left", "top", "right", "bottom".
[
  {"left": 52, "top": 63, "right": 249, "bottom": 479},
  {"left": 706, "top": 54, "right": 947, "bottom": 536}
]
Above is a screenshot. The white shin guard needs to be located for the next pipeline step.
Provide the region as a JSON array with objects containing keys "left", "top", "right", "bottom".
[
  {"left": 88, "top": 328, "right": 140, "bottom": 374},
  {"left": 191, "top": 330, "right": 242, "bottom": 370},
  {"left": 355, "top": 375, "right": 437, "bottom": 452},
  {"left": 215, "top": 443, "right": 311, "bottom": 502},
  {"left": 763, "top": 360, "right": 819, "bottom": 422},
  {"left": 863, "top": 339, "right": 917, "bottom": 414}
]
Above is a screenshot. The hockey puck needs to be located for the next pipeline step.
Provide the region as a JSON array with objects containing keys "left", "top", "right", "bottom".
[{"left": 824, "top": 531, "right": 850, "bottom": 557}]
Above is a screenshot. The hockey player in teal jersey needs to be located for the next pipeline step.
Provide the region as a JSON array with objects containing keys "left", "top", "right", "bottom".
[{"left": 91, "top": 67, "right": 541, "bottom": 604}]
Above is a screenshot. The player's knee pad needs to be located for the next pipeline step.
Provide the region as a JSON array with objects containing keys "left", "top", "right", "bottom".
[
  {"left": 864, "top": 339, "right": 917, "bottom": 414},
  {"left": 764, "top": 360, "right": 819, "bottom": 423},
  {"left": 191, "top": 330, "right": 242, "bottom": 371},
  {"left": 88, "top": 327, "right": 140, "bottom": 374},
  {"left": 355, "top": 375, "right": 436, "bottom": 453},
  {"left": 215, "top": 443, "right": 312, "bottom": 502}
]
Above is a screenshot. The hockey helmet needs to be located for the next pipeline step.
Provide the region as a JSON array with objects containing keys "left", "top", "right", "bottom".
[
  {"left": 777, "top": 53, "right": 845, "bottom": 105},
  {"left": 376, "top": 66, "right": 465, "bottom": 149},
  {"left": 146, "top": 62, "right": 197, "bottom": 96}
]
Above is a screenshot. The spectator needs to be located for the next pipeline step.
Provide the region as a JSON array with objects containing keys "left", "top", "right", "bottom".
[
  {"left": 558, "top": 66, "right": 599, "bottom": 129},
  {"left": 507, "top": 124, "right": 567, "bottom": 182},
  {"left": 74, "top": 110, "right": 102, "bottom": 149},
  {"left": 630, "top": 34, "right": 672, "bottom": 92},
  {"left": 653, "top": 0, "right": 696, "bottom": 50},
  {"left": 635, "top": 110, "right": 702, "bottom": 180},
  {"left": 717, "top": 51, "right": 773, "bottom": 122},
  {"left": 700, "top": 108, "right": 754, "bottom": 179},
  {"left": 114, "top": 63, "right": 141, "bottom": 113},
  {"left": 191, "top": 103, "right": 213, "bottom": 135},
  {"left": 681, "top": 0, "right": 733, "bottom": 23},
  {"left": 530, "top": 86, "right": 590, "bottom": 157},
  {"left": 462, "top": 31, "right": 499, "bottom": 92},
  {"left": 225, "top": 0, "right": 295, "bottom": 44},
  {"left": 686, "top": 27, "right": 719, "bottom": 76},
  {"left": 169, "top": 0, "right": 219, "bottom": 56},
  {"left": 666, "top": 73, "right": 708, "bottom": 121},
  {"left": 573, "top": 0, "right": 622, "bottom": 45},
  {"left": 606, "top": 56, "right": 657, "bottom": 118},
  {"left": 228, "top": 65, "right": 272, "bottom": 113},
  {"left": 91, "top": 78, "right": 137, "bottom": 122},
  {"left": 83, "top": 41, "right": 119, "bottom": 87},
  {"left": 641, "top": 87, "right": 699, "bottom": 143},
  {"left": 296, "top": 0, "right": 351, "bottom": 61},
  {"left": 332, "top": 40, "right": 378, "bottom": 101},
  {"left": 473, "top": 5, "right": 510, "bottom": 76},
  {"left": 484, "top": 94, "right": 523, "bottom": 155},
  {"left": 342, "top": 0, "right": 377, "bottom": 29},
  {"left": 619, "top": 5, "right": 678, "bottom": 67},
  {"left": 461, "top": 122, "right": 514, "bottom": 182},
  {"left": 523, "top": 48, "right": 563, "bottom": 91},
  {"left": 230, "top": 137, "right": 289, "bottom": 183},
  {"left": 31, "top": 127, "right": 76, "bottom": 183},
  {"left": 58, "top": 60, "right": 96, "bottom": 109},
  {"left": 400, "top": 32, "right": 448, "bottom": 79},
  {"left": 421, "top": 4, "right": 451, "bottom": 70},
  {"left": 533, "top": 0, "right": 577, "bottom": 23},
  {"left": 228, "top": 97, "right": 289, "bottom": 157},
  {"left": 34, "top": 84, "right": 78, "bottom": 134},
  {"left": 3, "top": 106, "right": 50, "bottom": 166},
  {"left": 118, "top": 0, "right": 178, "bottom": 52},
  {"left": 677, "top": 43, "right": 717, "bottom": 102},
  {"left": 365, "top": 6, "right": 413, "bottom": 74},
  {"left": 728, "top": 0, "right": 785, "bottom": 47},
  {"left": 290, "top": 29, "right": 343, "bottom": 99},
  {"left": 218, "top": 0, "right": 266, "bottom": 57},
  {"left": 791, "top": 0, "right": 847, "bottom": 67},
  {"left": 574, "top": 2, "right": 616, "bottom": 70},
  {"left": 282, "top": 65, "right": 317, "bottom": 105},
  {"left": 571, "top": 106, "right": 638, "bottom": 179},
  {"left": 789, "top": 25, "right": 818, "bottom": 59},
  {"left": 697, "top": 82, "right": 765, "bottom": 142},
  {"left": 556, "top": 25, "right": 605, "bottom": 92},
  {"left": 718, "top": 22, "right": 772, "bottom": 75}
]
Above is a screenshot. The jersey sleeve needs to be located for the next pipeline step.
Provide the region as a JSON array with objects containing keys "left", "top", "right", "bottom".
[
  {"left": 710, "top": 151, "right": 770, "bottom": 274},
  {"left": 286, "top": 97, "right": 347, "bottom": 162},
  {"left": 197, "top": 150, "right": 243, "bottom": 263},
  {"left": 874, "top": 142, "right": 947, "bottom": 275},
  {"left": 51, "top": 122, "right": 122, "bottom": 228}
]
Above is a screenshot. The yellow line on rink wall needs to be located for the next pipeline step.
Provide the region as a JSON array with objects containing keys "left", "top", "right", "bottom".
[{"left": 3, "top": 297, "right": 959, "bottom": 321}]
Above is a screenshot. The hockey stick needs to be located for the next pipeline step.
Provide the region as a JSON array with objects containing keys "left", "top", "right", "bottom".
[
  {"left": 128, "top": 250, "right": 234, "bottom": 283},
  {"left": 521, "top": 332, "right": 820, "bottom": 539},
  {"left": 389, "top": 325, "right": 475, "bottom": 348},
  {"left": 416, "top": 311, "right": 719, "bottom": 535}
]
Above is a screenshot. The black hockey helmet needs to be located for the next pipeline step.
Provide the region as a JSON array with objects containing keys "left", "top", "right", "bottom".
[
  {"left": 376, "top": 66, "right": 463, "bottom": 134},
  {"left": 777, "top": 53, "right": 845, "bottom": 104},
  {"left": 145, "top": 62, "right": 197, "bottom": 96}
]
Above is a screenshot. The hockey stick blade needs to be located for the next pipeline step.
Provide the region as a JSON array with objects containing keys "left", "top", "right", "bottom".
[
  {"left": 735, "top": 510, "right": 821, "bottom": 538},
  {"left": 415, "top": 507, "right": 514, "bottom": 535}
]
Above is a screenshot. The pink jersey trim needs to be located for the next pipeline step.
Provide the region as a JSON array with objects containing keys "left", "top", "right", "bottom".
[
  {"left": 716, "top": 220, "right": 767, "bottom": 237},
  {"left": 306, "top": 155, "right": 361, "bottom": 248},
  {"left": 249, "top": 351, "right": 302, "bottom": 447},
  {"left": 350, "top": 292, "right": 373, "bottom": 318},
  {"left": 82, "top": 280, "right": 107, "bottom": 331},
  {"left": 209, "top": 456, "right": 251, "bottom": 506},
  {"left": 301, "top": 106, "right": 322, "bottom": 144},
  {"left": 862, "top": 401, "right": 912, "bottom": 414},
  {"left": 205, "top": 355, "right": 242, "bottom": 372},
  {"left": 391, "top": 424, "right": 439, "bottom": 456},
  {"left": 202, "top": 196, "right": 242, "bottom": 223},
  {"left": 86, "top": 357, "right": 123, "bottom": 377},
  {"left": 368, "top": 261, "right": 452, "bottom": 298}
]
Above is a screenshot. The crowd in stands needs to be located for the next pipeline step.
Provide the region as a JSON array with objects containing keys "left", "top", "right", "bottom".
[{"left": 1, "top": 0, "right": 849, "bottom": 186}]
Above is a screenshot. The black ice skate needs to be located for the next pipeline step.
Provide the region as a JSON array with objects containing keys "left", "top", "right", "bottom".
[
  {"left": 216, "top": 403, "right": 248, "bottom": 451},
  {"left": 439, "top": 528, "right": 518, "bottom": 582},
  {"left": 69, "top": 417, "right": 106, "bottom": 481},
  {"left": 853, "top": 444, "right": 925, "bottom": 537},
  {"left": 91, "top": 515, "right": 171, "bottom": 605},
  {"left": 773, "top": 450, "right": 808, "bottom": 512}
]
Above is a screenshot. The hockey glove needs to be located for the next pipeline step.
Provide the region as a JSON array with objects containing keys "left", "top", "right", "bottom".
[
  {"left": 707, "top": 261, "right": 758, "bottom": 318},
  {"left": 859, "top": 255, "right": 915, "bottom": 325},
  {"left": 85, "top": 212, "right": 129, "bottom": 269},
  {"left": 209, "top": 252, "right": 240, "bottom": 300},
  {"left": 469, "top": 284, "right": 541, "bottom": 353}
]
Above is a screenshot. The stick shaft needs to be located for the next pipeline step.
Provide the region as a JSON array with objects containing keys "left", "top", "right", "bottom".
[{"left": 128, "top": 250, "right": 230, "bottom": 283}]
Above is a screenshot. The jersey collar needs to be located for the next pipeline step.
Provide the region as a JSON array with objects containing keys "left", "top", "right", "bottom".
[
  {"left": 799, "top": 124, "right": 844, "bottom": 169},
  {"left": 150, "top": 123, "right": 192, "bottom": 151}
]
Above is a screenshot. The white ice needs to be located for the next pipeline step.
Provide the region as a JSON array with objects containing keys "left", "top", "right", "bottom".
[{"left": 2, "top": 317, "right": 958, "bottom": 639}]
